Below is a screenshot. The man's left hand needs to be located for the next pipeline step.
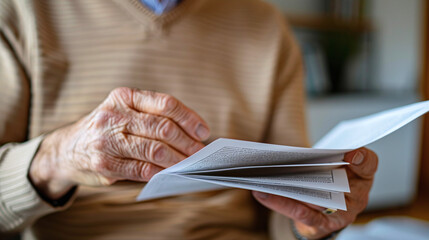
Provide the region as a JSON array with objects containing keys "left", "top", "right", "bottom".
[{"left": 252, "top": 148, "right": 378, "bottom": 239}]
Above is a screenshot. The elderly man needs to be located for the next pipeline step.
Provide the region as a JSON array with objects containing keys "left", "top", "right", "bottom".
[{"left": 0, "top": 0, "right": 377, "bottom": 239}]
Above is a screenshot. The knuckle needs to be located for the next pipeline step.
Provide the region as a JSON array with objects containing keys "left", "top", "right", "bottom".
[
  {"left": 304, "top": 215, "right": 318, "bottom": 226},
  {"left": 159, "top": 94, "right": 179, "bottom": 114},
  {"left": 124, "top": 161, "right": 142, "bottom": 180},
  {"left": 115, "top": 131, "right": 128, "bottom": 144},
  {"left": 140, "top": 162, "right": 154, "bottom": 181},
  {"left": 292, "top": 206, "right": 310, "bottom": 221},
  {"left": 146, "top": 141, "right": 166, "bottom": 162},
  {"left": 92, "top": 111, "right": 114, "bottom": 129},
  {"left": 92, "top": 107, "right": 129, "bottom": 132},
  {"left": 157, "top": 118, "right": 177, "bottom": 140},
  {"left": 110, "top": 87, "right": 131, "bottom": 98},
  {"left": 327, "top": 219, "right": 345, "bottom": 230},
  {"left": 141, "top": 90, "right": 156, "bottom": 98},
  {"left": 108, "top": 87, "right": 133, "bottom": 105}
]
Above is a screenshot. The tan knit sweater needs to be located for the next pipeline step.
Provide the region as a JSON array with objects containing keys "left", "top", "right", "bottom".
[{"left": 0, "top": 0, "right": 309, "bottom": 239}]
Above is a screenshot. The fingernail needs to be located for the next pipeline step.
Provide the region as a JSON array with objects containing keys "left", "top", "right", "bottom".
[
  {"left": 196, "top": 124, "right": 210, "bottom": 140},
  {"left": 352, "top": 151, "right": 364, "bottom": 165},
  {"left": 254, "top": 192, "right": 269, "bottom": 200}
]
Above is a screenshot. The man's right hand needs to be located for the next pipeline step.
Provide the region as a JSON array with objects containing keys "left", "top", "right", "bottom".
[{"left": 29, "top": 87, "right": 210, "bottom": 200}]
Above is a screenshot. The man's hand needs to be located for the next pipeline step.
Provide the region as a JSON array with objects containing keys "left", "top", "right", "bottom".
[
  {"left": 30, "top": 87, "right": 210, "bottom": 199},
  {"left": 252, "top": 148, "right": 378, "bottom": 239}
]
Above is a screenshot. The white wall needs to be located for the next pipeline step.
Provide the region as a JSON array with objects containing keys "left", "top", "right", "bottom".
[{"left": 369, "top": 0, "right": 422, "bottom": 92}]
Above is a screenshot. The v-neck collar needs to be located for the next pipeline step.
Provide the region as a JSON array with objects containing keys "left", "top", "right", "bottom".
[{"left": 113, "top": 0, "right": 195, "bottom": 29}]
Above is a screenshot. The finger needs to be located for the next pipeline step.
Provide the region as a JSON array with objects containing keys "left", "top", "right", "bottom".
[
  {"left": 110, "top": 88, "right": 210, "bottom": 141},
  {"left": 252, "top": 191, "right": 327, "bottom": 227},
  {"left": 344, "top": 168, "right": 373, "bottom": 213},
  {"left": 302, "top": 202, "right": 326, "bottom": 212},
  {"left": 126, "top": 112, "right": 205, "bottom": 156},
  {"left": 100, "top": 158, "right": 163, "bottom": 182},
  {"left": 344, "top": 148, "right": 378, "bottom": 180},
  {"left": 344, "top": 179, "right": 371, "bottom": 213},
  {"left": 109, "top": 134, "right": 187, "bottom": 168}
]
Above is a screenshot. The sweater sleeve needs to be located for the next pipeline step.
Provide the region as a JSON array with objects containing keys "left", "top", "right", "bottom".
[
  {"left": 0, "top": 1, "right": 72, "bottom": 233},
  {"left": 0, "top": 138, "right": 58, "bottom": 232}
]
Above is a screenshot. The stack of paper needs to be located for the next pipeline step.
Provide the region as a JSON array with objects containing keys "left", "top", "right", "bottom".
[{"left": 137, "top": 100, "right": 429, "bottom": 211}]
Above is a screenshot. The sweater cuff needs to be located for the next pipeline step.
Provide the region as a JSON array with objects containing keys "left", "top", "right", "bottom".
[{"left": 0, "top": 136, "right": 72, "bottom": 231}]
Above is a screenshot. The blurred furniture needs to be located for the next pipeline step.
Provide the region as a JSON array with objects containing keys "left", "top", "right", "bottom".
[{"left": 286, "top": 0, "right": 374, "bottom": 94}]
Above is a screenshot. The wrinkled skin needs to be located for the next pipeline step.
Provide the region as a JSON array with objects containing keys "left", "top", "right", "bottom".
[
  {"left": 253, "top": 148, "right": 378, "bottom": 239},
  {"left": 30, "top": 87, "right": 210, "bottom": 199}
]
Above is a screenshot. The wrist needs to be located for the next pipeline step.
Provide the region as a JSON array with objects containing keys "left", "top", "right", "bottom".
[{"left": 29, "top": 130, "right": 76, "bottom": 200}]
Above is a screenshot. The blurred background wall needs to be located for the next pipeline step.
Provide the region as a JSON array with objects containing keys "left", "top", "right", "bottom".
[
  {"left": 267, "top": 0, "right": 422, "bottom": 93},
  {"left": 370, "top": 0, "right": 421, "bottom": 91}
]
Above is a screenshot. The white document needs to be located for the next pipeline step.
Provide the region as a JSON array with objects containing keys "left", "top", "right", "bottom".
[
  {"left": 187, "top": 169, "right": 350, "bottom": 193},
  {"left": 137, "top": 100, "right": 429, "bottom": 211},
  {"left": 314, "top": 100, "right": 429, "bottom": 149}
]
